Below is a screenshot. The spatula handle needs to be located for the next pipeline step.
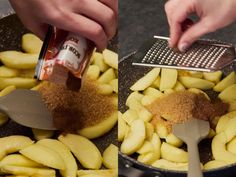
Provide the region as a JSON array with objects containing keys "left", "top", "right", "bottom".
[{"left": 188, "top": 141, "right": 203, "bottom": 177}]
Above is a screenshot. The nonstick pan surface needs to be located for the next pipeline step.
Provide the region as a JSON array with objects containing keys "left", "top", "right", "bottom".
[
  {"left": 118, "top": 51, "right": 236, "bottom": 177},
  {"left": 0, "top": 14, "right": 117, "bottom": 176}
]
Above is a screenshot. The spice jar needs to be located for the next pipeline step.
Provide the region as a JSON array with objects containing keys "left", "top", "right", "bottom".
[{"left": 35, "top": 26, "right": 95, "bottom": 91}]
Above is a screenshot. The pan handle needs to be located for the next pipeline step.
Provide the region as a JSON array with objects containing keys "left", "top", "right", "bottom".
[{"left": 119, "top": 157, "right": 165, "bottom": 177}]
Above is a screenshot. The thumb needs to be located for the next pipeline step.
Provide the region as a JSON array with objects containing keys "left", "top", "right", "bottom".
[{"left": 178, "top": 19, "right": 213, "bottom": 52}]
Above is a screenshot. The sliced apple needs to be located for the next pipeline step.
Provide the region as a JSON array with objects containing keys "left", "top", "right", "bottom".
[
  {"left": 204, "top": 160, "right": 228, "bottom": 170},
  {"left": 212, "top": 132, "right": 236, "bottom": 163},
  {"left": 121, "top": 109, "right": 138, "bottom": 125},
  {"left": 216, "top": 111, "right": 236, "bottom": 133},
  {"left": 143, "top": 87, "right": 164, "bottom": 98},
  {"left": 19, "top": 144, "right": 65, "bottom": 170},
  {"left": 223, "top": 116, "right": 236, "bottom": 142},
  {"left": 179, "top": 76, "right": 215, "bottom": 90},
  {"left": 58, "top": 134, "right": 102, "bottom": 169},
  {"left": 0, "top": 136, "right": 34, "bottom": 160},
  {"left": 0, "top": 66, "right": 19, "bottom": 78},
  {"left": 98, "top": 68, "right": 116, "bottom": 84},
  {"left": 218, "top": 84, "right": 236, "bottom": 101},
  {"left": 102, "top": 144, "right": 118, "bottom": 169},
  {"left": 160, "top": 69, "right": 178, "bottom": 91},
  {"left": 130, "top": 68, "right": 161, "bottom": 91},
  {"left": 213, "top": 72, "right": 236, "bottom": 92},
  {"left": 0, "top": 51, "right": 38, "bottom": 69},
  {"left": 0, "top": 77, "right": 37, "bottom": 90},
  {"left": 102, "top": 49, "right": 118, "bottom": 70},
  {"left": 22, "top": 33, "right": 43, "bottom": 54},
  {"left": 0, "top": 85, "right": 16, "bottom": 97},
  {"left": 118, "top": 112, "right": 128, "bottom": 142},
  {"left": 31, "top": 129, "right": 54, "bottom": 141},
  {"left": 161, "top": 142, "right": 188, "bottom": 163},
  {"left": 37, "top": 139, "right": 77, "bottom": 177},
  {"left": 109, "top": 79, "right": 118, "bottom": 93},
  {"left": 203, "top": 71, "right": 222, "bottom": 83},
  {"left": 137, "top": 141, "right": 154, "bottom": 154},
  {"left": 0, "top": 165, "right": 55, "bottom": 177},
  {"left": 188, "top": 88, "right": 210, "bottom": 100},
  {"left": 125, "top": 91, "right": 144, "bottom": 107},
  {"left": 78, "top": 111, "right": 117, "bottom": 139},
  {"left": 121, "top": 119, "right": 146, "bottom": 155},
  {"left": 165, "top": 133, "right": 183, "bottom": 148},
  {"left": 152, "top": 159, "right": 188, "bottom": 171},
  {"left": 0, "top": 154, "right": 43, "bottom": 167},
  {"left": 86, "top": 65, "right": 100, "bottom": 80},
  {"left": 92, "top": 52, "right": 109, "bottom": 72},
  {"left": 173, "top": 81, "right": 185, "bottom": 91},
  {"left": 227, "top": 137, "right": 236, "bottom": 155}
]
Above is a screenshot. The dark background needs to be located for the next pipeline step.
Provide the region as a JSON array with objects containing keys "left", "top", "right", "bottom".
[{"left": 119, "top": 0, "right": 236, "bottom": 58}]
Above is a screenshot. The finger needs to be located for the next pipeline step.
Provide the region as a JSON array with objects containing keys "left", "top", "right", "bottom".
[
  {"left": 28, "top": 22, "right": 48, "bottom": 40},
  {"left": 47, "top": 12, "right": 108, "bottom": 50},
  {"left": 72, "top": 0, "right": 116, "bottom": 40},
  {"left": 178, "top": 19, "right": 212, "bottom": 52},
  {"left": 99, "top": 0, "right": 118, "bottom": 16}
]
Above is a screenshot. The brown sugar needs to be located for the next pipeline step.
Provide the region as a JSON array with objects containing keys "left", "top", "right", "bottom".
[
  {"left": 38, "top": 78, "right": 116, "bottom": 133},
  {"left": 147, "top": 91, "right": 229, "bottom": 125}
]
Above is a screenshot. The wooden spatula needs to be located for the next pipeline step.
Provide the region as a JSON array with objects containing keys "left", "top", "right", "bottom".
[
  {"left": 173, "top": 119, "right": 210, "bottom": 177},
  {"left": 0, "top": 89, "right": 56, "bottom": 130}
]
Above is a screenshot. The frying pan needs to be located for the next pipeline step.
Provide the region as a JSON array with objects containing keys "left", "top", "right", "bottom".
[
  {"left": 118, "top": 51, "right": 236, "bottom": 177},
  {"left": 0, "top": 13, "right": 117, "bottom": 176}
]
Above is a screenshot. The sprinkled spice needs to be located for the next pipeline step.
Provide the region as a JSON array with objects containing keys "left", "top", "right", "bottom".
[
  {"left": 147, "top": 91, "right": 228, "bottom": 127},
  {"left": 39, "top": 78, "right": 116, "bottom": 133}
]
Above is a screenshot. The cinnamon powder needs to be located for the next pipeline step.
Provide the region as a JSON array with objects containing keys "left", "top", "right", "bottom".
[
  {"left": 147, "top": 91, "right": 228, "bottom": 126},
  {"left": 38, "top": 78, "right": 116, "bottom": 133}
]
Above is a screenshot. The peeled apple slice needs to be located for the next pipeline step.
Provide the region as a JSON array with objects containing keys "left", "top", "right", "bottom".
[
  {"left": 20, "top": 144, "right": 66, "bottom": 170},
  {"left": 58, "top": 134, "right": 102, "bottom": 169},
  {"left": 159, "top": 69, "right": 178, "bottom": 91},
  {"left": 130, "top": 68, "right": 160, "bottom": 91},
  {"left": 179, "top": 76, "right": 214, "bottom": 90},
  {"left": 120, "top": 119, "right": 146, "bottom": 155},
  {"left": 0, "top": 135, "right": 34, "bottom": 160}
]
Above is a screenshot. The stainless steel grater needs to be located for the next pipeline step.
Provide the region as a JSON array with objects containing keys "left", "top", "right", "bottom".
[{"left": 132, "top": 36, "right": 236, "bottom": 72}]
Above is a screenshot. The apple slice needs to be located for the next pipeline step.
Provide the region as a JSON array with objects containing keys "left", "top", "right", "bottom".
[
  {"left": 179, "top": 76, "right": 214, "bottom": 90},
  {"left": 58, "top": 134, "right": 102, "bottom": 169},
  {"left": 218, "top": 84, "right": 236, "bottom": 101},
  {"left": 20, "top": 144, "right": 65, "bottom": 170},
  {"left": 0, "top": 165, "right": 55, "bottom": 177},
  {"left": 78, "top": 111, "right": 117, "bottom": 139},
  {"left": 130, "top": 68, "right": 160, "bottom": 91},
  {"left": 0, "top": 135, "right": 34, "bottom": 160},
  {"left": 161, "top": 142, "right": 188, "bottom": 163},
  {"left": 120, "top": 119, "right": 146, "bottom": 155},
  {"left": 37, "top": 139, "right": 77, "bottom": 177},
  {"left": 103, "top": 49, "right": 118, "bottom": 70},
  {"left": 160, "top": 69, "right": 178, "bottom": 91},
  {"left": 102, "top": 144, "right": 118, "bottom": 169},
  {"left": 213, "top": 72, "right": 236, "bottom": 92},
  {"left": 22, "top": 33, "right": 43, "bottom": 54},
  {"left": 0, "top": 154, "right": 43, "bottom": 167},
  {"left": 0, "top": 51, "right": 38, "bottom": 69}
]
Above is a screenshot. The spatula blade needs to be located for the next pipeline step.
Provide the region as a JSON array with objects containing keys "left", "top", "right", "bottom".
[
  {"left": 0, "top": 89, "right": 56, "bottom": 130},
  {"left": 173, "top": 119, "right": 210, "bottom": 143}
]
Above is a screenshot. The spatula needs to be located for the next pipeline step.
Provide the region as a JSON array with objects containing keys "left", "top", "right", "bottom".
[
  {"left": 0, "top": 89, "right": 56, "bottom": 130},
  {"left": 173, "top": 119, "right": 210, "bottom": 177}
]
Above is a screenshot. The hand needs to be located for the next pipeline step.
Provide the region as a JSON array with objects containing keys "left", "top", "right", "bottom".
[
  {"left": 165, "top": 0, "right": 236, "bottom": 52},
  {"left": 10, "top": 0, "right": 118, "bottom": 50}
]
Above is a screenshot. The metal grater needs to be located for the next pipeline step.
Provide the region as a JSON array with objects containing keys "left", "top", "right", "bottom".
[{"left": 132, "top": 36, "right": 236, "bottom": 72}]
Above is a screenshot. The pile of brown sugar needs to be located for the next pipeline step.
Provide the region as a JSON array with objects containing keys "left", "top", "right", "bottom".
[
  {"left": 38, "top": 78, "right": 116, "bottom": 133},
  {"left": 147, "top": 91, "right": 228, "bottom": 125}
]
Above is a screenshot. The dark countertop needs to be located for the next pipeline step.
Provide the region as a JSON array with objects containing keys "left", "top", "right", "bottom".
[{"left": 119, "top": 0, "right": 236, "bottom": 58}]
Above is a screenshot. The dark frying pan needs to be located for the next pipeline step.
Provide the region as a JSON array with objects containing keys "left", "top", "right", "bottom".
[
  {"left": 118, "top": 51, "right": 236, "bottom": 177},
  {"left": 0, "top": 14, "right": 117, "bottom": 176}
]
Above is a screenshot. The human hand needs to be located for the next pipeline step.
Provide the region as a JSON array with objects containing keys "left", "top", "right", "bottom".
[
  {"left": 10, "top": 0, "right": 118, "bottom": 50},
  {"left": 165, "top": 0, "right": 236, "bottom": 52}
]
